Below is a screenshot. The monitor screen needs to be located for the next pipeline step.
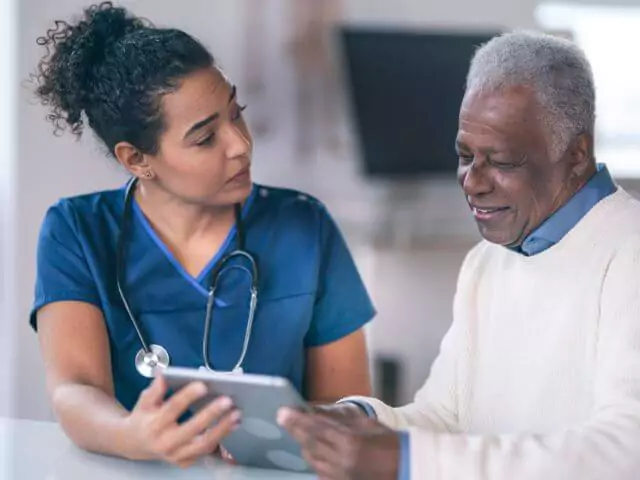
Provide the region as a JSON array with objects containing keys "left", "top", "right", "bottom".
[{"left": 339, "top": 28, "right": 500, "bottom": 179}]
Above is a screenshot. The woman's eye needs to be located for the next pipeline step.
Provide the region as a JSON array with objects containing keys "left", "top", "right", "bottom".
[{"left": 196, "top": 134, "right": 214, "bottom": 146}]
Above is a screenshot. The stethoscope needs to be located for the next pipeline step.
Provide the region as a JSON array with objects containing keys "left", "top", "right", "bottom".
[{"left": 116, "top": 178, "right": 259, "bottom": 378}]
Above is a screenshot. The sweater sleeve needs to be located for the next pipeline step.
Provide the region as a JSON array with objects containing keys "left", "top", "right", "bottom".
[
  {"left": 339, "top": 243, "right": 486, "bottom": 433},
  {"left": 343, "top": 318, "right": 462, "bottom": 433}
]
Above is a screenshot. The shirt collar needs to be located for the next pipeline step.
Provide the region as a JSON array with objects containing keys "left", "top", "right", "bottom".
[{"left": 513, "top": 163, "right": 616, "bottom": 256}]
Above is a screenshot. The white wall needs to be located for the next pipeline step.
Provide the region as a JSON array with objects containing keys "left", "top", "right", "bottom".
[
  {"left": 0, "top": 0, "right": 17, "bottom": 420},
  {"left": 8, "top": 0, "right": 544, "bottom": 420}
]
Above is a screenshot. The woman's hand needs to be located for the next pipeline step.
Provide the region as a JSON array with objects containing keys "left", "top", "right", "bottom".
[
  {"left": 122, "top": 375, "right": 241, "bottom": 468},
  {"left": 219, "top": 446, "right": 237, "bottom": 465}
]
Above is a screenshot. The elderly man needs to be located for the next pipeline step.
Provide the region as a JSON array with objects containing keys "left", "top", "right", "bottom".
[{"left": 277, "top": 31, "right": 640, "bottom": 480}]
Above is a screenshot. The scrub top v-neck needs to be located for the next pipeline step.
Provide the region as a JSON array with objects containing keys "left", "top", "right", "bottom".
[
  {"left": 130, "top": 186, "right": 255, "bottom": 300},
  {"left": 31, "top": 183, "right": 376, "bottom": 411}
]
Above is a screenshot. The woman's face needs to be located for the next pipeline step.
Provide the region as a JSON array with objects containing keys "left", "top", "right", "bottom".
[{"left": 146, "top": 66, "right": 253, "bottom": 207}]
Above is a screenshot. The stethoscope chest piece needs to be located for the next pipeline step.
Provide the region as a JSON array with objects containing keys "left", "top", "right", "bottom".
[{"left": 134, "top": 344, "right": 171, "bottom": 378}]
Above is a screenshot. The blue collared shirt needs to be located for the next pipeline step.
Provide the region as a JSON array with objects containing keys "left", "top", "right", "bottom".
[
  {"left": 346, "top": 164, "right": 616, "bottom": 480},
  {"left": 513, "top": 163, "right": 616, "bottom": 256}
]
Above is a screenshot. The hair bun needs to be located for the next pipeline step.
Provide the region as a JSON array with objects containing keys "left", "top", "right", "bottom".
[
  {"left": 34, "top": 2, "right": 148, "bottom": 135},
  {"left": 72, "top": 2, "right": 142, "bottom": 51},
  {"left": 42, "top": 2, "right": 146, "bottom": 75}
]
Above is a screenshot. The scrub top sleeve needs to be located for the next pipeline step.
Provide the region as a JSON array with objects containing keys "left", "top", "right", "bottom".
[
  {"left": 30, "top": 204, "right": 101, "bottom": 330},
  {"left": 304, "top": 207, "right": 376, "bottom": 347}
]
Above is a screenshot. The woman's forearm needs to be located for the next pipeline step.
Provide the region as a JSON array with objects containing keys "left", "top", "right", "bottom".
[{"left": 51, "top": 383, "right": 141, "bottom": 460}]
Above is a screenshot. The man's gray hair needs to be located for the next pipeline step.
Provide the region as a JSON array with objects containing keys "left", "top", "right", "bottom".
[{"left": 466, "top": 30, "right": 595, "bottom": 157}]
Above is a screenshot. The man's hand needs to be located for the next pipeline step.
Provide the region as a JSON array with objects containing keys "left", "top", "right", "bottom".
[
  {"left": 278, "top": 407, "right": 400, "bottom": 480},
  {"left": 312, "top": 402, "right": 368, "bottom": 421}
]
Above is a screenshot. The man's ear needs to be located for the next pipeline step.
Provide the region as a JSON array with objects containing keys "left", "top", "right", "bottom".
[
  {"left": 568, "top": 133, "right": 594, "bottom": 179},
  {"left": 114, "top": 141, "right": 152, "bottom": 179}
]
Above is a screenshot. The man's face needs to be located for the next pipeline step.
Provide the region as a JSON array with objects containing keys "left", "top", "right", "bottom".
[{"left": 456, "top": 86, "right": 578, "bottom": 246}]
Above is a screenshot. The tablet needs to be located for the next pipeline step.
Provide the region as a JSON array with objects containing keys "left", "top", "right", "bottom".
[{"left": 162, "top": 367, "right": 312, "bottom": 473}]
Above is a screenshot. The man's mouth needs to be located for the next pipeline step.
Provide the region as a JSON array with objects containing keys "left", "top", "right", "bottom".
[{"left": 470, "top": 205, "right": 510, "bottom": 221}]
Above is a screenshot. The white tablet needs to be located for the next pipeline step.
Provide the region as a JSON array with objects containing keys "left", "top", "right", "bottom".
[{"left": 162, "top": 367, "right": 312, "bottom": 473}]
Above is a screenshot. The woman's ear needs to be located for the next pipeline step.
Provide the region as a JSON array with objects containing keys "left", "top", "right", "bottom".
[{"left": 114, "top": 141, "right": 153, "bottom": 179}]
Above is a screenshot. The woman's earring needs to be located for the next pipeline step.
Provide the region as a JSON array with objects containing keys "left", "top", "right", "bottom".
[{"left": 144, "top": 171, "right": 153, "bottom": 179}]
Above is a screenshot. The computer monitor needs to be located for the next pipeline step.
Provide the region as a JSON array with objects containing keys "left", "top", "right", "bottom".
[{"left": 339, "top": 28, "right": 500, "bottom": 178}]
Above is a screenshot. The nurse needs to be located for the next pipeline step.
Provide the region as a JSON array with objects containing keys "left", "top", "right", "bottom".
[{"left": 30, "top": 2, "right": 374, "bottom": 467}]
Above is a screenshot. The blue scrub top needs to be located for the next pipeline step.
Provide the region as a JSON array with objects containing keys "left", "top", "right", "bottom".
[{"left": 31, "top": 183, "right": 375, "bottom": 411}]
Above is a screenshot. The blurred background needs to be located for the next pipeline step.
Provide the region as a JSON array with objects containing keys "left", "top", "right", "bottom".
[{"left": 2, "top": 0, "right": 640, "bottom": 422}]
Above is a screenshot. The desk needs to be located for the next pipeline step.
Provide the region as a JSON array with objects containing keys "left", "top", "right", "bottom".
[{"left": 1, "top": 418, "right": 316, "bottom": 479}]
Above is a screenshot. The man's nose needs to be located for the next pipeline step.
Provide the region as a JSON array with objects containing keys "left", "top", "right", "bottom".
[{"left": 459, "top": 160, "right": 493, "bottom": 198}]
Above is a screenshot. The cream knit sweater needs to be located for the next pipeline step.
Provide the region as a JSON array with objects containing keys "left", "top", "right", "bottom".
[{"left": 348, "top": 188, "right": 640, "bottom": 479}]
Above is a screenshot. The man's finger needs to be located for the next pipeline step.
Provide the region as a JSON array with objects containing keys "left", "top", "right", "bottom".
[
  {"left": 300, "top": 437, "right": 340, "bottom": 467},
  {"left": 301, "top": 448, "right": 348, "bottom": 480},
  {"left": 277, "top": 407, "right": 316, "bottom": 443},
  {"left": 311, "top": 459, "right": 346, "bottom": 480},
  {"left": 277, "top": 408, "right": 344, "bottom": 448},
  {"left": 285, "top": 407, "right": 354, "bottom": 433}
]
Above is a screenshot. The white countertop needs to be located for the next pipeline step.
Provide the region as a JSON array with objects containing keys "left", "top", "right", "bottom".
[{"left": 0, "top": 418, "right": 316, "bottom": 479}]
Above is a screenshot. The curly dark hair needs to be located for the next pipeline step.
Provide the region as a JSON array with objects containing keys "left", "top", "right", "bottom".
[{"left": 33, "top": 2, "right": 214, "bottom": 155}]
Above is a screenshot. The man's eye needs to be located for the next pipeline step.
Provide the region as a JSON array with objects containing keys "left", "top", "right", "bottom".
[
  {"left": 493, "top": 162, "right": 515, "bottom": 169},
  {"left": 490, "top": 153, "right": 526, "bottom": 170},
  {"left": 491, "top": 160, "right": 520, "bottom": 170}
]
